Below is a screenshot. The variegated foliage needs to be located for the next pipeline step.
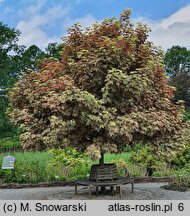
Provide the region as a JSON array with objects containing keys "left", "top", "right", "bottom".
[{"left": 7, "top": 9, "right": 187, "bottom": 160}]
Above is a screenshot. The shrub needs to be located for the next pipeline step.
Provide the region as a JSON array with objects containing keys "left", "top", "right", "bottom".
[
  {"left": 129, "top": 145, "right": 158, "bottom": 167},
  {"left": 111, "top": 159, "right": 129, "bottom": 176},
  {"left": 13, "top": 161, "right": 43, "bottom": 183},
  {"left": 152, "top": 164, "right": 174, "bottom": 177},
  {"left": 0, "top": 152, "right": 50, "bottom": 183},
  {"left": 182, "top": 110, "right": 190, "bottom": 122},
  {"left": 128, "top": 145, "right": 170, "bottom": 176},
  {"left": 0, "top": 137, "right": 21, "bottom": 152},
  {"left": 167, "top": 169, "right": 190, "bottom": 191},
  {"left": 46, "top": 148, "right": 92, "bottom": 181},
  {"left": 169, "top": 145, "right": 190, "bottom": 168}
]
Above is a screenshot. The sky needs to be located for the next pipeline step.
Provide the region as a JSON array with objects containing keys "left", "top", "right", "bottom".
[{"left": 0, "top": 0, "right": 190, "bottom": 51}]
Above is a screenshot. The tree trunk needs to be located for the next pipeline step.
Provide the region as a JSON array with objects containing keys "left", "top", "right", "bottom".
[
  {"left": 99, "top": 153, "right": 105, "bottom": 194},
  {"left": 99, "top": 153, "right": 104, "bottom": 165}
]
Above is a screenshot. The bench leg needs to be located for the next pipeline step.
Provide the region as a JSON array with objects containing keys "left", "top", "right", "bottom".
[
  {"left": 116, "top": 186, "right": 120, "bottom": 194},
  {"left": 75, "top": 185, "right": 78, "bottom": 195},
  {"left": 96, "top": 187, "right": 99, "bottom": 196},
  {"left": 119, "top": 186, "right": 122, "bottom": 198},
  {"left": 131, "top": 182, "right": 134, "bottom": 193},
  {"left": 100, "top": 187, "right": 106, "bottom": 194},
  {"left": 110, "top": 186, "right": 114, "bottom": 196},
  {"left": 115, "top": 185, "right": 122, "bottom": 198},
  {"left": 88, "top": 186, "right": 92, "bottom": 195}
]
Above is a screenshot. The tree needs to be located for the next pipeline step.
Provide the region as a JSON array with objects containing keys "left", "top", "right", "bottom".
[
  {"left": 164, "top": 46, "right": 190, "bottom": 77},
  {"left": 0, "top": 23, "right": 22, "bottom": 138},
  {"left": 8, "top": 9, "right": 186, "bottom": 164},
  {"left": 45, "top": 42, "right": 62, "bottom": 59},
  {"left": 14, "top": 45, "right": 46, "bottom": 72},
  {"left": 0, "top": 23, "right": 46, "bottom": 138},
  {"left": 164, "top": 46, "right": 190, "bottom": 108},
  {"left": 0, "top": 22, "right": 21, "bottom": 89},
  {"left": 170, "top": 72, "right": 190, "bottom": 108}
]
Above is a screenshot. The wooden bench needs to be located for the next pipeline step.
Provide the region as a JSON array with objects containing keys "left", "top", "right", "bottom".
[{"left": 74, "top": 177, "right": 134, "bottom": 198}]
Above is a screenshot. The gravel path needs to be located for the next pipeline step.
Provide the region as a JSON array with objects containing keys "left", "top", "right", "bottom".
[{"left": 1, "top": 183, "right": 190, "bottom": 200}]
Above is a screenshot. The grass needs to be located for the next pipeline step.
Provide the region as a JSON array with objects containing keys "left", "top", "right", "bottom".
[
  {"left": 0, "top": 151, "right": 51, "bottom": 166},
  {"left": 0, "top": 151, "right": 130, "bottom": 166},
  {"left": 0, "top": 151, "right": 52, "bottom": 184},
  {"left": 104, "top": 152, "right": 131, "bottom": 162}
]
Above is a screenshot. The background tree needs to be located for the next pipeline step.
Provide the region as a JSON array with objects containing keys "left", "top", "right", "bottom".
[
  {"left": 8, "top": 9, "right": 186, "bottom": 164},
  {"left": 0, "top": 23, "right": 46, "bottom": 138},
  {"left": 164, "top": 46, "right": 190, "bottom": 108},
  {"left": 0, "top": 22, "right": 21, "bottom": 89},
  {"left": 45, "top": 42, "right": 62, "bottom": 59},
  {"left": 164, "top": 45, "right": 190, "bottom": 77},
  {"left": 0, "top": 22, "right": 22, "bottom": 138},
  {"left": 14, "top": 45, "right": 46, "bottom": 72}
]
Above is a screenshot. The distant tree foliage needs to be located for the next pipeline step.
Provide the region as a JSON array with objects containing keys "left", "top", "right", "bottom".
[
  {"left": 0, "top": 22, "right": 21, "bottom": 138},
  {"left": 164, "top": 46, "right": 190, "bottom": 108},
  {"left": 0, "top": 22, "right": 61, "bottom": 138},
  {"left": 45, "top": 43, "right": 62, "bottom": 59},
  {"left": 164, "top": 46, "right": 190, "bottom": 77},
  {"left": 8, "top": 9, "right": 186, "bottom": 161},
  {"left": 0, "top": 22, "right": 20, "bottom": 89}
]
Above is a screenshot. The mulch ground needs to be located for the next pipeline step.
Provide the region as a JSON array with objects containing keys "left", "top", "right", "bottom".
[{"left": 0, "top": 177, "right": 173, "bottom": 189}]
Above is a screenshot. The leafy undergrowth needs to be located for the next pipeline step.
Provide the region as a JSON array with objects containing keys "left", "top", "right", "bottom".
[
  {"left": 0, "top": 151, "right": 51, "bottom": 183},
  {"left": 46, "top": 148, "right": 91, "bottom": 181},
  {"left": 0, "top": 149, "right": 190, "bottom": 190},
  {"left": 162, "top": 169, "right": 190, "bottom": 192},
  {"left": 0, "top": 137, "right": 21, "bottom": 152},
  {"left": 0, "top": 150, "right": 138, "bottom": 183}
]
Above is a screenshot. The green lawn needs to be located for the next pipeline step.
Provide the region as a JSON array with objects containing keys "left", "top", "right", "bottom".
[
  {"left": 104, "top": 152, "right": 131, "bottom": 162},
  {"left": 0, "top": 151, "right": 51, "bottom": 183}
]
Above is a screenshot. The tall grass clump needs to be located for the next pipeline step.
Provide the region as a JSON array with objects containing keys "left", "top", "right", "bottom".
[{"left": 0, "top": 151, "right": 51, "bottom": 183}]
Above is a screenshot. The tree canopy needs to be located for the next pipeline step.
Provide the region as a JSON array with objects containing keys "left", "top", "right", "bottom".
[
  {"left": 0, "top": 22, "right": 20, "bottom": 90},
  {"left": 164, "top": 46, "right": 190, "bottom": 108},
  {"left": 8, "top": 9, "right": 186, "bottom": 160},
  {"left": 0, "top": 22, "right": 22, "bottom": 138},
  {"left": 0, "top": 22, "right": 61, "bottom": 138},
  {"left": 164, "top": 45, "right": 190, "bottom": 77}
]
